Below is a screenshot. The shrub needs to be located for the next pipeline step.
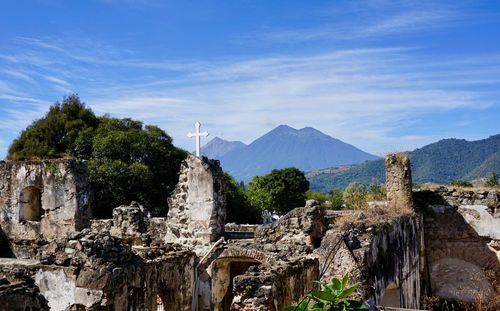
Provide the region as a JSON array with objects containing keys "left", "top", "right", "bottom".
[
  {"left": 449, "top": 179, "right": 473, "bottom": 188},
  {"left": 342, "top": 182, "right": 367, "bottom": 210},
  {"left": 284, "top": 274, "right": 368, "bottom": 311},
  {"left": 485, "top": 172, "right": 499, "bottom": 187},
  {"left": 329, "top": 189, "right": 344, "bottom": 210}
]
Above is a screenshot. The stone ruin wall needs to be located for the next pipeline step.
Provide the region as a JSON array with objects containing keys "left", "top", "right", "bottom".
[
  {"left": 414, "top": 186, "right": 500, "bottom": 306},
  {"left": 0, "top": 202, "right": 196, "bottom": 311},
  {"left": 0, "top": 160, "right": 91, "bottom": 241},
  {"left": 313, "top": 153, "right": 423, "bottom": 310},
  {"left": 385, "top": 153, "right": 413, "bottom": 210},
  {"left": 0, "top": 152, "right": 435, "bottom": 311},
  {"left": 166, "top": 155, "right": 227, "bottom": 254}
]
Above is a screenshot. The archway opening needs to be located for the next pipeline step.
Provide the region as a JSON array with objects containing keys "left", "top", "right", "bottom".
[
  {"left": 380, "top": 282, "right": 400, "bottom": 308},
  {"left": 156, "top": 294, "right": 164, "bottom": 311},
  {"left": 212, "top": 258, "right": 260, "bottom": 311},
  {"left": 19, "top": 186, "right": 42, "bottom": 222}
]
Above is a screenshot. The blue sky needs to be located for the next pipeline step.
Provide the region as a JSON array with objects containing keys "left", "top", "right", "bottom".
[{"left": 1, "top": 0, "right": 500, "bottom": 158}]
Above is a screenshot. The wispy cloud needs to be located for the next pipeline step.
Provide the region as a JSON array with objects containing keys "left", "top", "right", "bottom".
[
  {"left": 0, "top": 1, "right": 499, "bottom": 159},
  {"left": 257, "top": 0, "right": 460, "bottom": 44}
]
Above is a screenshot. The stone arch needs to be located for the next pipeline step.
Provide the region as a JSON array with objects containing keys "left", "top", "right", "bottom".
[
  {"left": 211, "top": 256, "right": 261, "bottom": 311},
  {"left": 380, "top": 281, "right": 400, "bottom": 308},
  {"left": 19, "top": 186, "right": 42, "bottom": 222},
  {"left": 217, "top": 246, "right": 275, "bottom": 264}
]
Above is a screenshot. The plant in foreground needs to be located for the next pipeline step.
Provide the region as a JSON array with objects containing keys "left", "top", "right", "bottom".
[{"left": 284, "top": 274, "right": 368, "bottom": 311}]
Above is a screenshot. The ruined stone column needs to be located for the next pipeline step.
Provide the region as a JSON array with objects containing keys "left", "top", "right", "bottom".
[
  {"left": 165, "top": 155, "right": 227, "bottom": 251},
  {"left": 385, "top": 153, "right": 413, "bottom": 210}
]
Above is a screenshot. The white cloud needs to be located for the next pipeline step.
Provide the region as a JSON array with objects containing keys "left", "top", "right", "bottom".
[{"left": 0, "top": 1, "right": 499, "bottom": 159}]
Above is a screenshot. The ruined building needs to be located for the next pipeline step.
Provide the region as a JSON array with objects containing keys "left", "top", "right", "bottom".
[{"left": 0, "top": 153, "right": 498, "bottom": 310}]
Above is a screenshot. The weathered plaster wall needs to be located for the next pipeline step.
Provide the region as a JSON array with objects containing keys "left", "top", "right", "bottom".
[
  {"left": 0, "top": 160, "right": 91, "bottom": 240},
  {"left": 166, "top": 155, "right": 227, "bottom": 254},
  {"left": 415, "top": 187, "right": 499, "bottom": 306},
  {"left": 315, "top": 215, "right": 423, "bottom": 309},
  {"left": 0, "top": 227, "right": 197, "bottom": 311}
]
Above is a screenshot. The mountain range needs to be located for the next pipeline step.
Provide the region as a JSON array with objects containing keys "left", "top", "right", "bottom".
[
  {"left": 308, "top": 134, "right": 500, "bottom": 192},
  {"left": 201, "top": 125, "right": 379, "bottom": 181}
]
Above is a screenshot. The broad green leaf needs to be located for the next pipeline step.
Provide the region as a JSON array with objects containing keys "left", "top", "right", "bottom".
[
  {"left": 341, "top": 273, "right": 349, "bottom": 288},
  {"left": 310, "top": 290, "right": 336, "bottom": 302},
  {"left": 331, "top": 278, "right": 342, "bottom": 291},
  {"left": 337, "top": 284, "right": 358, "bottom": 299}
]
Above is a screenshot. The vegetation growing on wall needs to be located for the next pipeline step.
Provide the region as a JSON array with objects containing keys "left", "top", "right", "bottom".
[{"left": 284, "top": 274, "right": 368, "bottom": 311}]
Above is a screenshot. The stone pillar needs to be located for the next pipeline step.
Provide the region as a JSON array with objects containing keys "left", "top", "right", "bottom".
[
  {"left": 165, "top": 155, "right": 227, "bottom": 249},
  {"left": 385, "top": 153, "right": 413, "bottom": 210}
]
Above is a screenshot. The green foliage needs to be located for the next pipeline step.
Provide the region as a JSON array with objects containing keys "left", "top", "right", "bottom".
[
  {"left": 306, "top": 190, "right": 344, "bottom": 210},
  {"left": 247, "top": 167, "right": 309, "bottom": 215},
  {"left": 485, "top": 172, "right": 499, "bottom": 187},
  {"left": 284, "top": 274, "right": 368, "bottom": 311},
  {"left": 449, "top": 179, "right": 473, "bottom": 188},
  {"left": 88, "top": 117, "right": 187, "bottom": 218},
  {"left": 8, "top": 95, "right": 99, "bottom": 160},
  {"left": 342, "top": 182, "right": 367, "bottom": 210},
  {"left": 329, "top": 189, "right": 344, "bottom": 210},
  {"left": 225, "top": 173, "right": 261, "bottom": 224},
  {"left": 306, "top": 191, "right": 328, "bottom": 205},
  {"left": 7, "top": 95, "right": 187, "bottom": 218},
  {"left": 366, "top": 182, "right": 386, "bottom": 201}
]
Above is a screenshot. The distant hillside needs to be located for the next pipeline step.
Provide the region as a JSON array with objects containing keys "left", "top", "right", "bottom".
[
  {"left": 217, "top": 125, "right": 379, "bottom": 181},
  {"left": 201, "top": 137, "right": 246, "bottom": 159},
  {"left": 308, "top": 134, "right": 500, "bottom": 192}
]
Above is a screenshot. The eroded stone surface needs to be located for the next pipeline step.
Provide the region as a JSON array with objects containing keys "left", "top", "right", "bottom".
[
  {"left": 0, "top": 160, "right": 91, "bottom": 240},
  {"left": 166, "top": 155, "right": 227, "bottom": 254},
  {"left": 385, "top": 153, "right": 413, "bottom": 210},
  {"left": 431, "top": 257, "right": 495, "bottom": 302}
]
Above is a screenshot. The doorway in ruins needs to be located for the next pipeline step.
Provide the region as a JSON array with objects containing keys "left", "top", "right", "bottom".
[
  {"left": 19, "top": 186, "right": 42, "bottom": 222},
  {"left": 380, "top": 282, "right": 401, "bottom": 308},
  {"left": 212, "top": 258, "right": 260, "bottom": 311}
]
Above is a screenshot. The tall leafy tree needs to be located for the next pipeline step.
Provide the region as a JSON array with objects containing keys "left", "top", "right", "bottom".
[
  {"left": 88, "top": 117, "right": 187, "bottom": 217},
  {"left": 7, "top": 96, "right": 187, "bottom": 218},
  {"left": 8, "top": 95, "right": 99, "bottom": 160},
  {"left": 247, "top": 167, "right": 309, "bottom": 215},
  {"left": 224, "top": 173, "right": 261, "bottom": 224}
]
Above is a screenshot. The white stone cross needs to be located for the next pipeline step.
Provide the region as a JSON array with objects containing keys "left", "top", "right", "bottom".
[{"left": 187, "top": 121, "right": 209, "bottom": 157}]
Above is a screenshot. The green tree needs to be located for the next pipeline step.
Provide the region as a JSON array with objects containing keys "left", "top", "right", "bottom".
[
  {"left": 342, "top": 182, "right": 367, "bottom": 210},
  {"left": 8, "top": 95, "right": 99, "bottom": 160},
  {"left": 329, "top": 189, "right": 344, "bottom": 210},
  {"left": 88, "top": 117, "right": 187, "bottom": 218},
  {"left": 485, "top": 172, "right": 499, "bottom": 187},
  {"left": 224, "top": 173, "right": 261, "bottom": 224},
  {"left": 247, "top": 167, "right": 309, "bottom": 215},
  {"left": 7, "top": 96, "right": 187, "bottom": 218},
  {"left": 306, "top": 190, "right": 329, "bottom": 205}
]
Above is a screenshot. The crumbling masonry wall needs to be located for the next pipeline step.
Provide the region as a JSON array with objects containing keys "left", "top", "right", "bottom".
[
  {"left": 386, "top": 153, "right": 413, "bottom": 210},
  {"left": 0, "top": 160, "right": 91, "bottom": 241},
  {"left": 315, "top": 152, "right": 422, "bottom": 309},
  {"left": 415, "top": 186, "right": 499, "bottom": 306},
  {"left": 166, "top": 155, "right": 227, "bottom": 253}
]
